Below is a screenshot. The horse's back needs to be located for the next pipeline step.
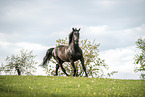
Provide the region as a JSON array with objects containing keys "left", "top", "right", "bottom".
[
  {"left": 55, "top": 45, "right": 69, "bottom": 52},
  {"left": 53, "top": 45, "right": 70, "bottom": 62}
]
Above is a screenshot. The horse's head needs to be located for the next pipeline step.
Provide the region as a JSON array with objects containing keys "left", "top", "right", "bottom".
[{"left": 69, "top": 28, "right": 81, "bottom": 45}]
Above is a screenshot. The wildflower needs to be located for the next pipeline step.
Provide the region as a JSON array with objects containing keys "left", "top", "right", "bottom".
[
  {"left": 56, "top": 88, "right": 58, "bottom": 92},
  {"left": 99, "top": 92, "right": 101, "bottom": 95},
  {"left": 29, "top": 86, "right": 33, "bottom": 90},
  {"left": 78, "top": 84, "right": 80, "bottom": 87}
]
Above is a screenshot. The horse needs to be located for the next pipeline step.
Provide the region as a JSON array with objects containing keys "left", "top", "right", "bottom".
[{"left": 42, "top": 28, "right": 88, "bottom": 77}]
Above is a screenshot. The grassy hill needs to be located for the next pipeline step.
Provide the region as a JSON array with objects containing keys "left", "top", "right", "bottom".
[{"left": 0, "top": 75, "right": 145, "bottom": 97}]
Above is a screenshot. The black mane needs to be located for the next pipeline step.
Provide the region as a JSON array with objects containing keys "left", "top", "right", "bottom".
[{"left": 69, "top": 31, "right": 73, "bottom": 45}]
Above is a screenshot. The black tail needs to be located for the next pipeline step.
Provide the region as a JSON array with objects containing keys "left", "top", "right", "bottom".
[{"left": 42, "top": 48, "right": 54, "bottom": 67}]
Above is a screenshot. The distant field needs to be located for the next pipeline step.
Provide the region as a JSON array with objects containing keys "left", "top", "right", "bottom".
[{"left": 0, "top": 75, "right": 145, "bottom": 97}]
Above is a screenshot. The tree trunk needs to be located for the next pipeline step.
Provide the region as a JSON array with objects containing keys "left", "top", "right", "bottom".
[
  {"left": 17, "top": 69, "right": 21, "bottom": 75},
  {"left": 15, "top": 66, "right": 21, "bottom": 75}
]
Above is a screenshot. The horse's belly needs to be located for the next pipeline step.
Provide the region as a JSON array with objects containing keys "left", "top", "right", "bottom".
[
  {"left": 58, "top": 52, "right": 81, "bottom": 62},
  {"left": 59, "top": 55, "right": 70, "bottom": 62},
  {"left": 54, "top": 45, "right": 82, "bottom": 62},
  {"left": 70, "top": 52, "right": 81, "bottom": 62}
]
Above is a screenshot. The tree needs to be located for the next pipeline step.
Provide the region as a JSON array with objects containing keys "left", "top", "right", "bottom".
[
  {"left": 134, "top": 38, "right": 145, "bottom": 80},
  {"left": 0, "top": 49, "right": 37, "bottom": 75},
  {"left": 44, "top": 38, "right": 117, "bottom": 78}
]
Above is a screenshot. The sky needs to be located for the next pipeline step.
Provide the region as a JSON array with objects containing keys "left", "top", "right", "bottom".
[{"left": 0, "top": 0, "right": 145, "bottom": 79}]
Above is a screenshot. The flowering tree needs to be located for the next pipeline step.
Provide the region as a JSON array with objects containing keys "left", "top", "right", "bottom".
[
  {"left": 45, "top": 38, "right": 117, "bottom": 77},
  {"left": 134, "top": 38, "right": 145, "bottom": 80},
  {"left": 0, "top": 49, "right": 37, "bottom": 75}
]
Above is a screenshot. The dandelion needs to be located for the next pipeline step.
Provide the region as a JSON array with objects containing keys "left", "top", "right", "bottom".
[
  {"left": 56, "top": 88, "right": 58, "bottom": 92},
  {"left": 69, "top": 81, "right": 71, "bottom": 83},
  {"left": 29, "top": 86, "right": 33, "bottom": 90},
  {"left": 94, "top": 92, "right": 96, "bottom": 95}
]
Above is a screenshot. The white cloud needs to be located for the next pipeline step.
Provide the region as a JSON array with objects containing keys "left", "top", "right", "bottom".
[
  {"left": 0, "top": 41, "right": 10, "bottom": 47},
  {"left": 3, "top": 1, "right": 53, "bottom": 20},
  {"left": 15, "top": 42, "right": 48, "bottom": 51},
  {"left": 0, "top": 40, "right": 51, "bottom": 63},
  {"left": 85, "top": 25, "right": 109, "bottom": 35},
  {"left": 94, "top": 0, "right": 116, "bottom": 9},
  {"left": 81, "top": 24, "right": 145, "bottom": 50},
  {"left": 100, "top": 46, "right": 141, "bottom": 79}
]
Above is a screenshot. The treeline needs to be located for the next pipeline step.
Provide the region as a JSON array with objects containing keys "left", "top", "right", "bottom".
[{"left": 0, "top": 38, "right": 144, "bottom": 79}]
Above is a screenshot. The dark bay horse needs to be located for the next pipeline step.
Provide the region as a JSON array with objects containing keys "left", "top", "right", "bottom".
[{"left": 42, "top": 28, "right": 88, "bottom": 77}]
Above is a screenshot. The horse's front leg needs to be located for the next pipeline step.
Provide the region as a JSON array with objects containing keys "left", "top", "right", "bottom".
[
  {"left": 80, "top": 56, "right": 88, "bottom": 77},
  {"left": 71, "top": 61, "right": 76, "bottom": 76}
]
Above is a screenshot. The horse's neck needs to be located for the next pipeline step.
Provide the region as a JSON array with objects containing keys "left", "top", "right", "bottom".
[{"left": 69, "top": 41, "right": 80, "bottom": 52}]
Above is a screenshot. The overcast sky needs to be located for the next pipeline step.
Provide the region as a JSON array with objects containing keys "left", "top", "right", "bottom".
[{"left": 0, "top": 0, "right": 145, "bottom": 79}]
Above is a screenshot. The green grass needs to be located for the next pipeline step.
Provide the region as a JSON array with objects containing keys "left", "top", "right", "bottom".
[{"left": 0, "top": 76, "right": 145, "bottom": 97}]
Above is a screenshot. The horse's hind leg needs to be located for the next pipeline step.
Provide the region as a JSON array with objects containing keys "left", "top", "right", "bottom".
[
  {"left": 59, "top": 63, "right": 69, "bottom": 76},
  {"left": 54, "top": 64, "right": 59, "bottom": 76}
]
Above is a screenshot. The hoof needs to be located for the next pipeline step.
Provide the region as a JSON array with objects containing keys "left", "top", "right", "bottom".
[
  {"left": 54, "top": 74, "right": 58, "bottom": 76},
  {"left": 85, "top": 74, "right": 88, "bottom": 77}
]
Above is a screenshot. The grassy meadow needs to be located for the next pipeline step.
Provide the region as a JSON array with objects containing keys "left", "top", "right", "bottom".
[{"left": 0, "top": 75, "right": 145, "bottom": 97}]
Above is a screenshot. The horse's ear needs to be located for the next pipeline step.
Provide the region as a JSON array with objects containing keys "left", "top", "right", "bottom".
[
  {"left": 72, "top": 28, "right": 75, "bottom": 31},
  {"left": 78, "top": 28, "right": 81, "bottom": 31}
]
